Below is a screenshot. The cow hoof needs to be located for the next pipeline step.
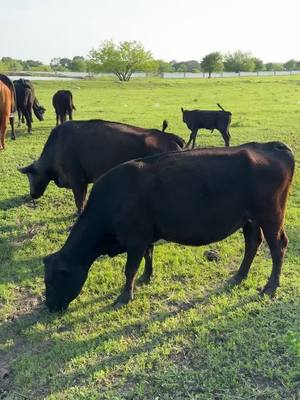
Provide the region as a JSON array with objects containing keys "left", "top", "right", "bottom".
[
  {"left": 260, "top": 284, "right": 277, "bottom": 298},
  {"left": 138, "top": 274, "right": 152, "bottom": 285},
  {"left": 113, "top": 292, "right": 133, "bottom": 308},
  {"left": 229, "top": 273, "right": 246, "bottom": 286},
  {"left": 11, "top": 136, "right": 16, "bottom": 141}
]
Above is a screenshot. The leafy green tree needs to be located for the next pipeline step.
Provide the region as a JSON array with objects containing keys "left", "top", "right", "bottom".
[
  {"left": 283, "top": 59, "right": 297, "bottom": 71},
  {"left": 1, "top": 57, "right": 22, "bottom": 71},
  {"left": 59, "top": 58, "right": 72, "bottom": 69},
  {"left": 265, "top": 62, "right": 284, "bottom": 71},
  {"left": 154, "top": 59, "right": 173, "bottom": 74},
  {"left": 70, "top": 56, "right": 87, "bottom": 72},
  {"left": 201, "top": 52, "right": 224, "bottom": 78},
  {"left": 89, "top": 40, "right": 154, "bottom": 81},
  {"left": 224, "top": 51, "right": 255, "bottom": 72},
  {"left": 252, "top": 57, "right": 264, "bottom": 71}
]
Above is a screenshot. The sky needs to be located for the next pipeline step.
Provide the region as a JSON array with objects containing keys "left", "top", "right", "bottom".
[{"left": 1, "top": 0, "right": 299, "bottom": 64}]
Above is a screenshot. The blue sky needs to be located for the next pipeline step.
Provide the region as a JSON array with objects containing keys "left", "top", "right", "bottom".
[{"left": 1, "top": 0, "right": 299, "bottom": 63}]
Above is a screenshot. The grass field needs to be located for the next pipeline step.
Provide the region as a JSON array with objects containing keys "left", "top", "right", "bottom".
[{"left": 0, "top": 76, "right": 299, "bottom": 400}]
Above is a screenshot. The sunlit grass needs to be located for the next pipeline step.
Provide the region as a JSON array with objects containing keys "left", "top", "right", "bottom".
[{"left": 0, "top": 76, "right": 299, "bottom": 399}]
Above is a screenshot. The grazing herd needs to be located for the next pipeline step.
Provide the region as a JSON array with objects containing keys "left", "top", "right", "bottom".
[{"left": 0, "top": 74, "right": 295, "bottom": 313}]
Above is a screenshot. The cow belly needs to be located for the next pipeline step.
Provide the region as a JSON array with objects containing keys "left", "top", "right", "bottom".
[{"left": 159, "top": 214, "right": 245, "bottom": 246}]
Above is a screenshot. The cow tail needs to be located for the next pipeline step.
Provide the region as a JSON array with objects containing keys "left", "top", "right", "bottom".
[
  {"left": 162, "top": 119, "right": 168, "bottom": 132},
  {"left": 217, "top": 103, "right": 226, "bottom": 111}
]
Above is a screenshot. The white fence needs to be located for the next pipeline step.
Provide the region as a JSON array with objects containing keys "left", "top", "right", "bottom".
[{"left": 162, "top": 70, "right": 300, "bottom": 79}]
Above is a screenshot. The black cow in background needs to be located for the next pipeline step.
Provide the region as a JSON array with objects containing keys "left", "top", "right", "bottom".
[
  {"left": 182, "top": 104, "right": 232, "bottom": 148},
  {"left": 14, "top": 79, "right": 46, "bottom": 133},
  {"left": 52, "top": 90, "right": 76, "bottom": 125}
]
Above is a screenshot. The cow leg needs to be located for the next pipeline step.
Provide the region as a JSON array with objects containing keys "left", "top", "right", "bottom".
[
  {"left": 71, "top": 181, "right": 88, "bottom": 214},
  {"left": 231, "top": 221, "right": 263, "bottom": 284},
  {"left": 219, "top": 128, "right": 230, "bottom": 147},
  {"left": 0, "top": 114, "right": 9, "bottom": 150},
  {"left": 17, "top": 110, "right": 22, "bottom": 126},
  {"left": 10, "top": 116, "right": 16, "bottom": 140},
  {"left": 138, "top": 244, "right": 154, "bottom": 284},
  {"left": 261, "top": 225, "right": 288, "bottom": 297},
  {"left": 22, "top": 108, "right": 32, "bottom": 133},
  {"left": 185, "top": 129, "right": 198, "bottom": 149},
  {"left": 69, "top": 110, "right": 73, "bottom": 121},
  {"left": 114, "top": 246, "right": 146, "bottom": 306},
  {"left": 56, "top": 113, "right": 59, "bottom": 126}
]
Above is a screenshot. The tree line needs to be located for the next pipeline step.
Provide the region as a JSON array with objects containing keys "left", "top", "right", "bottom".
[{"left": 1, "top": 40, "right": 300, "bottom": 81}]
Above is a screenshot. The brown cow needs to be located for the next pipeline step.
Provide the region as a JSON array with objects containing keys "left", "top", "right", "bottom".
[
  {"left": 43, "top": 141, "right": 294, "bottom": 312},
  {"left": 0, "top": 75, "right": 16, "bottom": 150}
]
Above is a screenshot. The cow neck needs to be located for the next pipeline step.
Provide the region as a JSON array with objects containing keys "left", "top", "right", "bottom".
[{"left": 60, "top": 214, "right": 102, "bottom": 270}]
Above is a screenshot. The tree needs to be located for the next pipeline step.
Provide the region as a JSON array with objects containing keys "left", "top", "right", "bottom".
[
  {"left": 70, "top": 56, "right": 87, "bottom": 72},
  {"left": 59, "top": 58, "right": 72, "bottom": 69},
  {"left": 283, "top": 59, "right": 297, "bottom": 71},
  {"left": 265, "top": 62, "right": 284, "bottom": 71},
  {"left": 252, "top": 57, "right": 264, "bottom": 72},
  {"left": 50, "top": 58, "right": 62, "bottom": 71},
  {"left": 89, "top": 40, "right": 154, "bottom": 81},
  {"left": 224, "top": 51, "right": 255, "bottom": 72},
  {"left": 201, "top": 52, "right": 224, "bottom": 78},
  {"left": 154, "top": 59, "right": 173, "bottom": 74}
]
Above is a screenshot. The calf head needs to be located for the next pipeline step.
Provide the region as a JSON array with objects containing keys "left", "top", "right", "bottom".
[
  {"left": 18, "top": 163, "right": 50, "bottom": 199},
  {"left": 44, "top": 253, "right": 88, "bottom": 312}
]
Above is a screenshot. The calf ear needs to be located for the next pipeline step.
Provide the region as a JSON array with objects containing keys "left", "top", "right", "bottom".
[{"left": 18, "top": 163, "right": 35, "bottom": 174}]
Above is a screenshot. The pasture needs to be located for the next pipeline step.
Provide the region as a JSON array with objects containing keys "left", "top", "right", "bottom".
[{"left": 0, "top": 77, "right": 299, "bottom": 400}]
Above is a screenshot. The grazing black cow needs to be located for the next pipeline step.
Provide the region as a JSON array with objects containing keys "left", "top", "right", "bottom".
[
  {"left": 182, "top": 103, "right": 232, "bottom": 148},
  {"left": 14, "top": 79, "right": 46, "bottom": 133},
  {"left": 19, "top": 119, "right": 185, "bottom": 213},
  {"left": 52, "top": 90, "right": 76, "bottom": 125},
  {"left": 43, "top": 141, "right": 294, "bottom": 312}
]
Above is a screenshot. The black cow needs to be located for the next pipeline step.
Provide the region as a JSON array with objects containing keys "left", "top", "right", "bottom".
[
  {"left": 182, "top": 104, "right": 232, "bottom": 148},
  {"left": 19, "top": 119, "right": 185, "bottom": 213},
  {"left": 43, "top": 141, "right": 294, "bottom": 312},
  {"left": 14, "top": 79, "right": 46, "bottom": 133},
  {"left": 52, "top": 90, "right": 76, "bottom": 125}
]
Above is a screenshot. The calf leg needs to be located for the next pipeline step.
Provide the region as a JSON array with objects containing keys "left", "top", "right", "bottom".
[
  {"left": 232, "top": 221, "right": 263, "bottom": 283},
  {"left": 261, "top": 225, "right": 288, "bottom": 296},
  {"left": 115, "top": 246, "right": 146, "bottom": 305},
  {"left": 185, "top": 129, "right": 198, "bottom": 149},
  {"left": 138, "top": 244, "right": 154, "bottom": 284},
  {"left": 55, "top": 113, "right": 59, "bottom": 126},
  {"left": 219, "top": 128, "right": 230, "bottom": 147}
]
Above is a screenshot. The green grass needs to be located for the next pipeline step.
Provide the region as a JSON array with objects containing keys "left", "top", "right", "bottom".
[{"left": 0, "top": 76, "right": 299, "bottom": 400}]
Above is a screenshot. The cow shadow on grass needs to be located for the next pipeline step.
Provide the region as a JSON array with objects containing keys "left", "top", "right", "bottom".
[
  {"left": 0, "top": 194, "right": 32, "bottom": 210},
  {"left": 1, "top": 283, "right": 299, "bottom": 400}
]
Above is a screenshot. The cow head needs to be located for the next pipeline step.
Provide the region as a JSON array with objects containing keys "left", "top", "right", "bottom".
[
  {"left": 44, "top": 252, "right": 88, "bottom": 312},
  {"left": 33, "top": 104, "right": 46, "bottom": 121},
  {"left": 18, "top": 163, "right": 50, "bottom": 199}
]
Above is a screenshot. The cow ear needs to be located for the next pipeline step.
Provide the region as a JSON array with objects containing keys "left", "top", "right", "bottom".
[
  {"left": 181, "top": 107, "right": 184, "bottom": 113},
  {"left": 18, "top": 163, "right": 35, "bottom": 174}
]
